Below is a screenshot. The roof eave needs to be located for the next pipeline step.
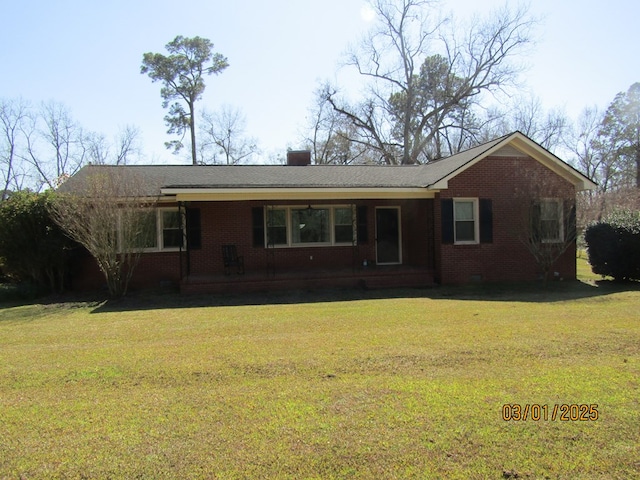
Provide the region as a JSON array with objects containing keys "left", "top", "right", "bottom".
[{"left": 161, "top": 186, "right": 436, "bottom": 201}]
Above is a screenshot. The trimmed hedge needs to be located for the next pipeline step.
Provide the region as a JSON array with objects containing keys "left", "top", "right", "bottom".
[{"left": 584, "top": 210, "right": 640, "bottom": 281}]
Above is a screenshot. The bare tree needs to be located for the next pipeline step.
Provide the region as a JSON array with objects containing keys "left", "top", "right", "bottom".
[
  {"left": 568, "top": 102, "right": 640, "bottom": 224},
  {"left": 567, "top": 106, "right": 606, "bottom": 226},
  {"left": 51, "top": 168, "right": 157, "bottom": 297},
  {"left": 305, "top": 87, "right": 376, "bottom": 164},
  {"left": 21, "top": 101, "right": 87, "bottom": 189},
  {"left": 455, "top": 94, "right": 569, "bottom": 157},
  {"left": 85, "top": 125, "right": 142, "bottom": 165},
  {"left": 506, "top": 95, "right": 568, "bottom": 152},
  {"left": 0, "top": 98, "right": 29, "bottom": 199},
  {"left": 2, "top": 98, "right": 145, "bottom": 194},
  {"left": 324, "top": 0, "right": 535, "bottom": 164},
  {"left": 198, "top": 106, "right": 258, "bottom": 164},
  {"left": 568, "top": 107, "right": 604, "bottom": 183}
]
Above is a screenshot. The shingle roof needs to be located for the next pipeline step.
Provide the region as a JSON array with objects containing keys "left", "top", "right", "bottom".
[
  {"left": 59, "top": 132, "right": 595, "bottom": 196},
  {"left": 59, "top": 163, "right": 428, "bottom": 196}
]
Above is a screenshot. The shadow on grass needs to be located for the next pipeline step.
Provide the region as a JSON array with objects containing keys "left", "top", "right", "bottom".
[
  {"left": 86, "top": 278, "right": 640, "bottom": 314},
  {"left": 3, "top": 279, "right": 638, "bottom": 316}
]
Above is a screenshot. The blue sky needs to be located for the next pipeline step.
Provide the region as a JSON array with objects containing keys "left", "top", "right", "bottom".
[{"left": 1, "top": 0, "right": 638, "bottom": 163}]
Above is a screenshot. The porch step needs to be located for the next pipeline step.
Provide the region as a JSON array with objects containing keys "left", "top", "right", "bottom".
[{"left": 180, "top": 267, "right": 435, "bottom": 295}]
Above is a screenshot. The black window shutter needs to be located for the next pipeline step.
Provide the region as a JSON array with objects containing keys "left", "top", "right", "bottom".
[
  {"left": 186, "top": 208, "right": 201, "bottom": 250},
  {"left": 252, "top": 207, "right": 265, "bottom": 247},
  {"left": 357, "top": 206, "right": 368, "bottom": 244},
  {"left": 479, "top": 199, "right": 493, "bottom": 243},
  {"left": 441, "top": 199, "right": 454, "bottom": 244}
]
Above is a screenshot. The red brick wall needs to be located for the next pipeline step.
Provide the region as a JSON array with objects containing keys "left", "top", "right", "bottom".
[
  {"left": 188, "top": 198, "right": 434, "bottom": 277},
  {"left": 69, "top": 248, "right": 182, "bottom": 292},
  {"left": 435, "top": 155, "right": 577, "bottom": 284},
  {"left": 131, "top": 252, "right": 182, "bottom": 288},
  {"left": 69, "top": 198, "right": 435, "bottom": 292}
]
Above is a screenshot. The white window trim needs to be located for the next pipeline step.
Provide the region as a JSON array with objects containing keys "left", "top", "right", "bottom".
[
  {"left": 121, "top": 207, "right": 185, "bottom": 253},
  {"left": 453, "top": 198, "right": 479, "bottom": 245},
  {"left": 333, "top": 205, "right": 357, "bottom": 245},
  {"left": 158, "top": 207, "right": 186, "bottom": 251},
  {"left": 539, "top": 198, "right": 564, "bottom": 243},
  {"left": 264, "top": 205, "right": 357, "bottom": 248}
]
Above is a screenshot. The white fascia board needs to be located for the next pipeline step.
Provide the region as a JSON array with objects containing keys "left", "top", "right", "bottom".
[
  {"left": 160, "top": 187, "right": 435, "bottom": 201},
  {"left": 111, "top": 195, "right": 175, "bottom": 203},
  {"left": 429, "top": 179, "right": 450, "bottom": 189},
  {"left": 508, "top": 135, "right": 598, "bottom": 191}
]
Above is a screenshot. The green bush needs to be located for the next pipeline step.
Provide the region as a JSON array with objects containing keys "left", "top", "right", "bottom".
[
  {"left": 0, "top": 191, "right": 75, "bottom": 293},
  {"left": 585, "top": 209, "right": 640, "bottom": 281}
]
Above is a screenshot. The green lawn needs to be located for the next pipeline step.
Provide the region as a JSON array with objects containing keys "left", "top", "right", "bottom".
[{"left": 0, "top": 261, "right": 638, "bottom": 479}]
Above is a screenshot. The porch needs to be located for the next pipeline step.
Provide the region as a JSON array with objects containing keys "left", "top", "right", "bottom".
[{"left": 180, "top": 265, "right": 435, "bottom": 295}]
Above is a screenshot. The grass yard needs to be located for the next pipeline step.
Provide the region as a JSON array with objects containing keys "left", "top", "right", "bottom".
[{"left": 0, "top": 259, "right": 639, "bottom": 479}]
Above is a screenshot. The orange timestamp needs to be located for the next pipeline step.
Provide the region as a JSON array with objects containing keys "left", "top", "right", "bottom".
[{"left": 502, "top": 404, "right": 599, "bottom": 421}]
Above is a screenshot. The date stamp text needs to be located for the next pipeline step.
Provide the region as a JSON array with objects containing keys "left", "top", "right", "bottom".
[{"left": 502, "top": 404, "right": 599, "bottom": 421}]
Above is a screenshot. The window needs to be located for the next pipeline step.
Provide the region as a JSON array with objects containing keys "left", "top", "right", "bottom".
[
  {"left": 267, "top": 208, "right": 288, "bottom": 246},
  {"left": 454, "top": 199, "right": 478, "bottom": 244},
  {"left": 535, "top": 200, "right": 563, "bottom": 242},
  {"left": 442, "top": 198, "right": 492, "bottom": 245},
  {"left": 162, "top": 210, "right": 183, "bottom": 249},
  {"left": 131, "top": 210, "right": 158, "bottom": 249},
  {"left": 127, "top": 208, "right": 184, "bottom": 252},
  {"left": 292, "top": 208, "right": 330, "bottom": 244},
  {"left": 263, "top": 206, "right": 356, "bottom": 247},
  {"left": 334, "top": 207, "right": 355, "bottom": 244}
]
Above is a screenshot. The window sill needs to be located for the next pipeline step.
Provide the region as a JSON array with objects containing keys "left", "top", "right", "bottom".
[
  {"left": 138, "top": 247, "right": 183, "bottom": 253},
  {"left": 266, "top": 243, "right": 357, "bottom": 249}
]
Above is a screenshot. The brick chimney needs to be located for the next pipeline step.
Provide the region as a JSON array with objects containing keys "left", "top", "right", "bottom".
[{"left": 287, "top": 150, "right": 311, "bottom": 166}]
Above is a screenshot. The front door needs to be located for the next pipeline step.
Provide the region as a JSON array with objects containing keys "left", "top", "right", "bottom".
[{"left": 375, "top": 207, "right": 401, "bottom": 264}]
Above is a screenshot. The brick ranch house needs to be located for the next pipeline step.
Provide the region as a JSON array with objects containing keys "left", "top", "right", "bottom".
[{"left": 60, "top": 131, "right": 596, "bottom": 294}]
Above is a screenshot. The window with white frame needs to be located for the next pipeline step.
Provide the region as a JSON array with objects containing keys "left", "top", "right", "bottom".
[
  {"left": 334, "top": 207, "right": 355, "bottom": 243},
  {"left": 265, "top": 206, "right": 356, "bottom": 247},
  {"left": 266, "top": 208, "right": 288, "bottom": 246},
  {"left": 161, "top": 210, "right": 183, "bottom": 249},
  {"left": 128, "top": 208, "right": 184, "bottom": 252},
  {"left": 536, "top": 199, "right": 563, "bottom": 242},
  {"left": 454, "top": 199, "right": 478, "bottom": 244}
]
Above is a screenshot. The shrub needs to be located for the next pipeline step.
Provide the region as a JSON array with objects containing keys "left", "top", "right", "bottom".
[
  {"left": 0, "top": 191, "right": 75, "bottom": 292},
  {"left": 585, "top": 209, "right": 640, "bottom": 281}
]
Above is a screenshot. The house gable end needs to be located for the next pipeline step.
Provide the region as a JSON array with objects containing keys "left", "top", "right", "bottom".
[{"left": 427, "top": 132, "right": 597, "bottom": 191}]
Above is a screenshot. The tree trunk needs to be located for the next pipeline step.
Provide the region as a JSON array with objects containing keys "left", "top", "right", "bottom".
[
  {"left": 189, "top": 99, "right": 197, "bottom": 165},
  {"left": 636, "top": 147, "right": 640, "bottom": 188}
]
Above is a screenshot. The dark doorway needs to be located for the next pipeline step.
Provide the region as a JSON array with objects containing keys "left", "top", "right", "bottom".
[{"left": 376, "top": 207, "right": 401, "bottom": 264}]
